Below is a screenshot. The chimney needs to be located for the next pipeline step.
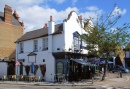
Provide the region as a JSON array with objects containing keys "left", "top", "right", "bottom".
[
  {"left": 4, "top": 4, "right": 12, "bottom": 24},
  {"left": 13, "top": 10, "right": 20, "bottom": 22},
  {"left": 79, "top": 15, "right": 84, "bottom": 28},
  {"left": 50, "top": 16, "right": 53, "bottom": 21},
  {"left": 21, "top": 21, "right": 24, "bottom": 27},
  {"left": 79, "top": 15, "right": 82, "bottom": 20},
  {"left": 44, "top": 23, "right": 47, "bottom": 28},
  {"left": 48, "top": 15, "right": 55, "bottom": 34}
]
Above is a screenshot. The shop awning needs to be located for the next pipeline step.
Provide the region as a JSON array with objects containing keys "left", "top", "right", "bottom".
[
  {"left": 70, "top": 58, "right": 92, "bottom": 66},
  {"left": 100, "top": 60, "right": 114, "bottom": 64}
]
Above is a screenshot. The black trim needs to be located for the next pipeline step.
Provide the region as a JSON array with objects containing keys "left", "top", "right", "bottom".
[{"left": 27, "top": 52, "right": 37, "bottom": 56}]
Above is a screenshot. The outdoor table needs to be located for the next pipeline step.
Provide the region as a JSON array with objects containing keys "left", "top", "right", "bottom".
[
  {"left": 11, "top": 75, "right": 16, "bottom": 81},
  {"left": 26, "top": 76, "right": 36, "bottom": 82},
  {"left": 57, "top": 74, "right": 65, "bottom": 82}
]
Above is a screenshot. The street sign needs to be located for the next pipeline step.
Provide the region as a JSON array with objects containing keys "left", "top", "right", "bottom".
[{"left": 15, "top": 60, "right": 20, "bottom": 66}]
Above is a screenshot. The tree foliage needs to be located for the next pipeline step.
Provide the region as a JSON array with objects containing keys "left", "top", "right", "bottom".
[{"left": 82, "top": 4, "right": 130, "bottom": 80}]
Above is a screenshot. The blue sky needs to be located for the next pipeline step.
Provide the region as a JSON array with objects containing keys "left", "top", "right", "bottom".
[{"left": 0, "top": 0, "right": 129, "bottom": 33}]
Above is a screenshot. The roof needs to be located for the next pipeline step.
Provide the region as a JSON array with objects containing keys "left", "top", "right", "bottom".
[
  {"left": 0, "top": 12, "right": 21, "bottom": 26},
  {"left": 27, "top": 52, "right": 37, "bottom": 56},
  {"left": 16, "top": 23, "right": 63, "bottom": 42}
]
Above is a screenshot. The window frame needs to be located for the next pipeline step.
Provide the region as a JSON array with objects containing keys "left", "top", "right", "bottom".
[
  {"left": 33, "top": 40, "right": 38, "bottom": 52},
  {"left": 19, "top": 42, "right": 24, "bottom": 53},
  {"left": 43, "top": 37, "right": 48, "bottom": 50}
]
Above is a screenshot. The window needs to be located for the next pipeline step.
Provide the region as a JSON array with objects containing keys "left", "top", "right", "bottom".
[
  {"left": 19, "top": 42, "right": 24, "bottom": 53},
  {"left": 34, "top": 40, "right": 38, "bottom": 51},
  {"left": 43, "top": 37, "right": 48, "bottom": 50},
  {"left": 73, "top": 31, "right": 81, "bottom": 51},
  {"left": 56, "top": 62, "right": 64, "bottom": 74},
  {"left": 73, "top": 37, "right": 79, "bottom": 50}
]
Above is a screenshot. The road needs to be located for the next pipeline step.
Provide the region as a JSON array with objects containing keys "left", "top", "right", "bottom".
[{"left": 0, "top": 73, "right": 129, "bottom": 89}]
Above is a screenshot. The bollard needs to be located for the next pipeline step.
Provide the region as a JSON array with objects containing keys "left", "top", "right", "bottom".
[
  {"left": 92, "top": 76, "right": 94, "bottom": 84},
  {"left": 91, "top": 73, "right": 94, "bottom": 84},
  {"left": 120, "top": 71, "right": 122, "bottom": 78},
  {"left": 117, "top": 71, "right": 120, "bottom": 78}
]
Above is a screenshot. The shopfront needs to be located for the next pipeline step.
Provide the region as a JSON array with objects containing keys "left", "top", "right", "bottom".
[{"left": 53, "top": 52, "right": 96, "bottom": 81}]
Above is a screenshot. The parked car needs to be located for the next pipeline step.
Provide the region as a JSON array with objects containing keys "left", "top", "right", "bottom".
[{"left": 110, "top": 67, "right": 129, "bottom": 73}]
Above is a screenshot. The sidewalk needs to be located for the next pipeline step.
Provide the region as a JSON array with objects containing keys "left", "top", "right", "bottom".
[{"left": 0, "top": 74, "right": 129, "bottom": 86}]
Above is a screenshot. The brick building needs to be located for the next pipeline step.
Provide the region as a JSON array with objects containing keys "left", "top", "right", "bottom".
[{"left": 0, "top": 5, "right": 24, "bottom": 61}]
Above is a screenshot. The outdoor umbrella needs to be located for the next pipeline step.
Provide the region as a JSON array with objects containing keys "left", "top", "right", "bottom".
[{"left": 31, "top": 63, "right": 35, "bottom": 73}]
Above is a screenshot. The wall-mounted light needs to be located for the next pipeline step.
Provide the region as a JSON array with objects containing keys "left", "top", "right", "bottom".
[
  {"left": 69, "top": 48, "right": 72, "bottom": 51},
  {"left": 57, "top": 48, "right": 60, "bottom": 50}
]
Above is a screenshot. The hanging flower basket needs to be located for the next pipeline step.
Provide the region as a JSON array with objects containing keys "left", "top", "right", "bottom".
[
  {"left": 24, "top": 65, "right": 30, "bottom": 75},
  {"left": 40, "top": 64, "right": 46, "bottom": 77}
]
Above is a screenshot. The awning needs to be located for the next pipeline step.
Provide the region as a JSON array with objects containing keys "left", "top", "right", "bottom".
[
  {"left": 91, "top": 60, "right": 113, "bottom": 64},
  {"left": 70, "top": 58, "right": 92, "bottom": 66},
  {"left": 100, "top": 60, "right": 114, "bottom": 64}
]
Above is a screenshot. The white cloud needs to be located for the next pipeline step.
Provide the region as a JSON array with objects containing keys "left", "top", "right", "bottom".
[
  {"left": 54, "top": 0, "right": 66, "bottom": 4},
  {"left": 17, "top": 5, "right": 78, "bottom": 32},
  {"left": 72, "top": 0, "right": 77, "bottom": 5},
  {"left": 86, "top": 6, "right": 98, "bottom": 11},
  {"left": 0, "top": 0, "right": 103, "bottom": 33},
  {"left": 81, "top": 6, "right": 103, "bottom": 22},
  {"left": 112, "top": 6, "right": 126, "bottom": 16}
]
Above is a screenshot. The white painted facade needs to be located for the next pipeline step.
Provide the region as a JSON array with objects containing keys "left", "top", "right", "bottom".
[
  {"left": 16, "top": 11, "right": 90, "bottom": 82},
  {"left": 0, "top": 62, "right": 7, "bottom": 78}
]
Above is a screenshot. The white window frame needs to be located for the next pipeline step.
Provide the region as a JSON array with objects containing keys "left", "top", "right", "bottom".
[
  {"left": 19, "top": 42, "right": 24, "bottom": 53},
  {"left": 73, "top": 37, "right": 79, "bottom": 50},
  {"left": 43, "top": 37, "right": 48, "bottom": 50},
  {"left": 34, "top": 40, "right": 38, "bottom": 51}
]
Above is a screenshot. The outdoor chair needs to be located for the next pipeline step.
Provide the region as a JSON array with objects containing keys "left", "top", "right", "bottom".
[
  {"left": 2, "top": 75, "right": 8, "bottom": 81},
  {"left": 35, "top": 76, "right": 41, "bottom": 82},
  {"left": 11, "top": 75, "right": 16, "bottom": 81},
  {"left": 19, "top": 75, "right": 24, "bottom": 81},
  {"left": 28, "top": 76, "right": 35, "bottom": 82}
]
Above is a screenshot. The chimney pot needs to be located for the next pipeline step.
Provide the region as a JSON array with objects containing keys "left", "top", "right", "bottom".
[
  {"left": 44, "top": 23, "right": 47, "bottom": 28},
  {"left": 5, "top": 4, "right": 12, "bottom": 11},
  {"left": 79, "top": 15, "right": 82, "bottom": 20},
  {"left": 50, "top": 16, "right": 52, "bottom": 21}
]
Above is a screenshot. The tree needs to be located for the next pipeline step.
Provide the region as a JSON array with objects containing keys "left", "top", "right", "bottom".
[{"left": 82, "top": 4, "right": 130, "bottom": 80}]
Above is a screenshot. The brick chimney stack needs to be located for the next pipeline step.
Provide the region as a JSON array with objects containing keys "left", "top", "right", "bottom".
[
  {"left": 44, "top": 23, "right": 47, "bottom": 28},
  {"left": 4, "top": 4, "right": 12, "bottom": 24},
  {"left": 13, "top": 10, "right": 20, "bottom": 22},
  {"left": 79, "top": 15, "right": 82, "bottom": 20},
  {"left": 50, "top": 16, "right": 53, "bottom": 21}
]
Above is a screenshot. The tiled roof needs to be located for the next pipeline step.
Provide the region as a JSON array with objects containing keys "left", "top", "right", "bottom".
[
  {"left": 16, "top": 23, "right": 63, "bottom": 42},
  {"left": 0, "top": 12, "right": 21, "bottom": 26}
]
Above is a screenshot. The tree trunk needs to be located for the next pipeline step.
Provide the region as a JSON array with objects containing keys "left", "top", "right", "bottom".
[{"left": 101, "top": 58, "right": 109, "bottom": 81}]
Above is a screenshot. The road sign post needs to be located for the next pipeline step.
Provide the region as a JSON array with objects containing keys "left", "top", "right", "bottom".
[{"left": 15, "top": 60, "right": 20, "bottom": 82}]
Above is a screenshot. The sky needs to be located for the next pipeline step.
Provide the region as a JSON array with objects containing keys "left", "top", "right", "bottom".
[{"left": 0, "top": 0, "right": 129, "bottom": 33}]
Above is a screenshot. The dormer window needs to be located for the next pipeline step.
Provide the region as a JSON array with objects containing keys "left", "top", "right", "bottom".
[
  {"left": 19, "top": 42, "right": 24, "bottom": 53},
  {"left": 34, "top": 40, "right": 38, "bottom": 52},
  {"left": 43, "top": 37, "right": 48, "bottom": 50}
]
